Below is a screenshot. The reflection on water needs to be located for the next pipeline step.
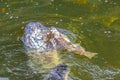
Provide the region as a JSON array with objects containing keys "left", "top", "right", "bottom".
[{"left": 0, "top": 0, "right": 120, "bottom": 80}]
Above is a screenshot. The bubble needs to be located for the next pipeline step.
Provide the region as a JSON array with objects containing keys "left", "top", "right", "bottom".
[
  {"left": 6, "top": 12, "right": 9, "bottom": 15},
  {"left": 56, "top": 8, "right": 58, "bottom": 10},
  {"left": 49, "top": 2, "right": 52, "bottom": 5},
  {"left": 6, "top": 5, "right": 9, "bottom": 7},
  {"left": 5, "top": 2, "right": 8, "bottom": 4},
  {"left": 60, "top": 19, "right": 63, "bottom": 22},
  {"left": 10, "top": 16, "right": 13, "bottom": 19},
  {"left": 79, "top": 17, "right": 82, "bottom": 19},
  {"left": 22, "top": 21, "right": 25, "bottom": 23},
  {"left": 113, "top": 2, "right": 117, "bottom": 5},
  {"left": 59, "top": 4, "right": 62, "bottom": 6},
  {"left": 105, "top": 0, "right": 108, "bottom": 3},
  {"left": 21, "top": 26, "right": 24, "bottom": 29},
  {"left": 104, "top": 31, "right": 111, "bottom": 34},
  {"left": 55, "top": 22, "right": 59, "bottom": 24},
  {"left": 35, "top": 2, "right": 39, "bottom": 5},
  {"left": 51, "top": 0, "right": 54, "bottom": 2},
  {"left": 104, "top": 31, "right": 107, "bottom": 33},
  {"left": 55, "top": 14, "right": 58, "bottom": 16},
  {"left": 80, "top": 22, "right": 84, "bottom": 25},
  {"left": 81, "top": 31, "right": 83, "bottom": 33},
  {"left": 9, "top": 33, "right": 13, "bottom": 36},
  {"left": 95, "top": 23, "right": 98, "bottom": 25},
  {"left": 16, "top": 16, "right": 19, "bottom": 19},
  {"left": 108, "top": 31, "right": 111, "bottom": 33}
]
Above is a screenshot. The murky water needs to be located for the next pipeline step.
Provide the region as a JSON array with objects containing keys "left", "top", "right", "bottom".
[{"left": 0, "top": 0, "right": 120, "bottom": 80}]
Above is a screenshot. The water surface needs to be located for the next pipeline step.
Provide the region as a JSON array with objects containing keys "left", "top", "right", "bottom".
[{"left": 0, "top": 0, "right": 120, "bottom": 80}]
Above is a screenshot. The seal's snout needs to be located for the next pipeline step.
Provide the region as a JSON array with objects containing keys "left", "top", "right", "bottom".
[{"left": 22, "top": 22, "right": 49, "bottom": 53}]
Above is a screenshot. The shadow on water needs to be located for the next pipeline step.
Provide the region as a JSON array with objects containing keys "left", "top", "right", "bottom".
[{"left": 0, "top": 0, "right": 120, "bottom": 80}]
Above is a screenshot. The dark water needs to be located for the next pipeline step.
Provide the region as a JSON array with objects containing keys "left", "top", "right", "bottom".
[{"left": 0, "top": 0, "right": 120, "bottom": 80}]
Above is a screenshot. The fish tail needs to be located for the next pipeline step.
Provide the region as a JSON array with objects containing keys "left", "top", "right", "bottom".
[{"left": 83, "top": 51, "right": 98, "bottom": 59}]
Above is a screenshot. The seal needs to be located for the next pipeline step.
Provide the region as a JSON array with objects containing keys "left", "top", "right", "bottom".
[{"left": 22, "top": 21, "right": 98, "bottom": 79}]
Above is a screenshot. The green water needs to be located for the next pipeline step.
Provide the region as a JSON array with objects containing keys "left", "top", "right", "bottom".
[{"left": 0, "top": 0, "right": 120, "bottom": 80}]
